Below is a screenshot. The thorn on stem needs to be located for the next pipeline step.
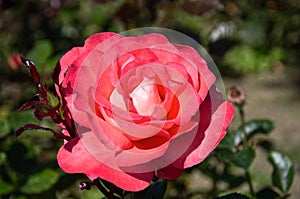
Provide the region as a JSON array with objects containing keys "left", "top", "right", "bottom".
[{"left": 79, "top": 181, "right": 93, "bottom": 190}]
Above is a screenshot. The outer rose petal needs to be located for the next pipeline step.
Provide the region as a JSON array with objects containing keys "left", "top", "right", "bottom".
[
  {"left": 59, "top": 32, "right": 118, "bottom": 85},
  {"left": 57, "top": 136, "right": 153, "bottom": 191},
  {"left": 157, "top": 164, "right": 183, "bottom": 179},
  {"left": 169, "top": 87, "right": 234, "bottom": 171},
  {"left": 59, "top": 47, "right": 84, "bottom": 84},
  {"left": 183, "top": 89, "right": 234, "bottom": 168}
]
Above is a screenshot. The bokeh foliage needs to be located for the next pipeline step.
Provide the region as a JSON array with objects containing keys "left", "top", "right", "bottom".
[{"left": 0, "top": 0, "right": 298, "bottom": 198}]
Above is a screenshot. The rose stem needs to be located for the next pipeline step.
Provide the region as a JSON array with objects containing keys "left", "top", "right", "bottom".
[
  {"left": 93, "top": 179, "right": 112, "bottom": 198},
  {"left": 238, "top": 104, "right": 255, "bottom": 196},
  {"left": 238, "top": 105, "right": 247, "bottom": 147},
  {"left": 245, "top": 169, "right": 255, "bottom": 196}
]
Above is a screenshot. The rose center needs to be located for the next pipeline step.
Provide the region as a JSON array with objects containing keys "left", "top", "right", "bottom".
[{"left": 130, "top": 79, "right": 162, "bottom": 116}]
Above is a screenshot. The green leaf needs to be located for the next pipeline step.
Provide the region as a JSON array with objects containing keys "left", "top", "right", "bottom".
[
  {"left": 256, "top": 187, "right": 280, "bottom": 199},
  {"left": 145, "top": 180, "right": 167, "bottom": 199},
  {"left": 217, "top": 132, "right": 236, "bottom": 153},
  {"left": 27, "top": 40, "right": 53, "bottom": 67},
  {"left": 214, "top": 192, "right": 250, "bottom": 199},
  {"left": 268, "top": 151, "right": 294, "bottom": 194},
  {"left": 0, "top": 177, "right": 14, "bottom": 194},
  {"left": 233, "top": 120, "right": 274, "bottom": 147},
  {"left": 20, "top": 168, "right": 60, "bottom": 194},
  {"left": 217, "top": 144, "right": 256, "bottom": 170},
  {"left": 218, "top": 150, "right": 235, "bottom": 163},
  {"left": 233, "top": 147, "right": 256, "bottom": 169}
]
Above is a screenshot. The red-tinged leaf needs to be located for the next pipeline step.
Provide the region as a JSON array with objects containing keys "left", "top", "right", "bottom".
[
  {"left": 34, "top": 109, "right": 48, "bottom": 121},
  {"left": 20, "top": 57, "right": 51, "bottom": 106},
  {"left": 20, "top": 57, "right": 40, "bottom": 85},
  {"left": 18, "top": 101, "right": 45, "bottom": 111},
  {"left": 15, "top": 124, "right": 71, "bottom": 140},
  {"left": 36, "top": 93, "right": 48, "bottom": 105},
  {"left": 47, "top": 108, "right": 61, "bottom": 124},
  {"left": 62, "top": 107, "right": 77, "bottom": 138},
  {"left": 34, "top": 108, "right": 62, "bottom": 124},
  {"left": 52, "top": 61, "right": 61, "bottom": 86},
  {"left": 37, "top": 83, "right": 50, "bottom": 102}
]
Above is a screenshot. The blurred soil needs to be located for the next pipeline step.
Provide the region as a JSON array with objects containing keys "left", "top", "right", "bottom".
[{"left": 224, "top": 66, "right": 300, "bottom": 198}]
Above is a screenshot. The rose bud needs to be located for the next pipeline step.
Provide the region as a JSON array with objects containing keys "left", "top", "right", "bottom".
[
  {"left": 227, "top": 86, "right": 246, "bottom": 106},
  {"left": 7, "top": 53, "right": 22, "bottom": 71}
]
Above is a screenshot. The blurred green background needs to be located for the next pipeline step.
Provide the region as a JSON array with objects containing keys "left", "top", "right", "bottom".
[{"left": 0, "top": 0, "right": 299, "bottom": 198}]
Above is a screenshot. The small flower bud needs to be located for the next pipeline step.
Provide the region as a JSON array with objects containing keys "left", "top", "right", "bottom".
[
  {"left": 227, "top": 86, "right": 246, "bottom": 106},
  {"left": 47, "top": 92, "right": 60, "bottom": 108},
  {"left": 7, "top": 53, "right": 22, "bottom": 71}
]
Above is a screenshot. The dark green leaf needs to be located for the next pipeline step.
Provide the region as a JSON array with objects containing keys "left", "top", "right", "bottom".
[
  {"left": 146, "top": 180, "right": 167, "bottom": 199},
  {"left": 218, "top": 146, "right": 255, "bottom": 170},
  {"left": 214, "top": 192, "right": 250, "bottom": 199},
  {"left": 217, "top": 132, "right": 236, "bottom": 153},
  {"left": 218, "top": 150, "right": 235, "bottom": 163},
  {"left": 20, "top": 168, "right": 60, "bottom": 194},
  {"left": 233, "top": 146, "right": 255, "bottom": 169},
  {"left": 233, "top": 120, "right": 274, "bottom": 147},
  {"left": 256, "top": 187, "right": 280, "bottom": 199},
  {"left": 268, "top": 151, "right": 294, "bottom": 194},
  {"left": 0, "top": 177, "right": 14, "bottom": 194}
]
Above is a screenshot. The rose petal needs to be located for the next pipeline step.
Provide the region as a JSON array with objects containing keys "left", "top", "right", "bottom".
[
  {"left": 183, "top": 100, "right": 234, "bottom": 168},
  {"left": 84, "top": 32, "right": 118, "bottom": 50},
  {"left": 59, "top": 32, "right": 118, "bottom": 85},
  {"left": 174, "top": 44, "right": 216, "bottom": 101},
  {"left": 114, "top": 120, "right": 198, "bottom": 173},
  {"left": 59, "top": 47, "right": 84, "bottom": 84},
  {"left": 157, "top": 164, "right": 183, "bottom": 179},
  {"left": 170, "top": 86, "right": 234, "bottom": 169},
  {"left": 57, "top": 135, "right": 153, "bottom": 191}
]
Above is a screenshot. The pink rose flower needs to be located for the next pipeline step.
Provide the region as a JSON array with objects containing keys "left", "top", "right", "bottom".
[{"left": 56, "top": 31, "right": 234, "bottom": 191}]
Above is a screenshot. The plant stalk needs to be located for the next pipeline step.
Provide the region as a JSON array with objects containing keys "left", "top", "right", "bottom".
[
  {"left": 93, "top": 179, "right": 112, "bottom": 199},
  {"left": 245, "top": 169, "right": 255, "bottom": 196},
  {"left": 238, "top": 105, "right": 247, "bottom": 147}
]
